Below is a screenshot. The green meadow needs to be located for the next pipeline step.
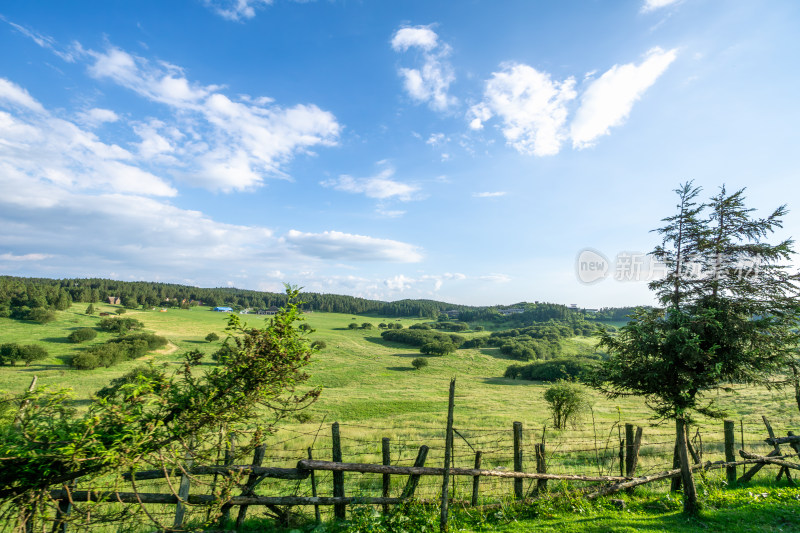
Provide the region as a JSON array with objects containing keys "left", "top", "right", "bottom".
[{"left": 2, "top": 303, "right": 800, "bottom": 531}]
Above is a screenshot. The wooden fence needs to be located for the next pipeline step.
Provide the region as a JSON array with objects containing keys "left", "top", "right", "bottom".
[{"left": 32, "top": 380, "right": 800, "bottom": 532}]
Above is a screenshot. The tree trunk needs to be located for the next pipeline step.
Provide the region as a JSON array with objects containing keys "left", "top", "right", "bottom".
[{"left": 677, "top": 417, "right": 698, "bottom": 515}]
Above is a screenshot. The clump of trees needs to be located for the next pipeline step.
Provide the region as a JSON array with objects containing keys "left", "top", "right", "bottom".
[
  {"left": 544, "top": 380, "right": 589, "bottom": 429},
  {"left": 98, "top": 317, "right": 144, "bottom": 334},
  {"left": 381, "top": 328, "right": 465, "bottom": 349},
  {"left": 205, "top": 332, "right": 220, "bottom": 342},
  {"left": 67, "top": 328, "right": 97, "bottom": 343},
  {"left": 420, "top": 341, "right": 456, "bottom": 356},
  {"left": 505, "top": 358, "right": 597, "bottom": 382},
  {"left": 0, "top": 343, "right": 49, "bottom": 366},
  {"left": 71, "top": 333, "right": 168, "bottom": 370}
]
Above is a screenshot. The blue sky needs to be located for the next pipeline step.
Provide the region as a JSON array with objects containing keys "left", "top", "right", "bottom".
[{"left": 1, "top": 0, "right": 799, "bottom": 307}]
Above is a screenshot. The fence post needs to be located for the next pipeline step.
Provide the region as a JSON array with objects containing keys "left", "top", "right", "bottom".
[
  {"left": 625, "top": 423, "right": 635, "bottom": 477},
  {"left": 625, "top": 426, "right": 642, "bottom": 494},
  {"left": 535, "top": 443, "right": 547, "bottom": 494},
  {"left": 670, "top": 439, "right": 681, "bottom": 491},
  {"left": 382, "top": 437, "right": 391, "bottom": 514},
  {"left": 218, "top": 439, "right": 236, "bottom": 525},
  {"left": 235, "top": 443, "right": 267, "bottom": 528},
  {"left": 308, "top": 448, "right": 321, "bottom": 523},
  {"left": 173, "top": 445, "right": 194, "bottom": 529},
  {"left": 471, "top": 451, "right": 482, "bottom": 506},
  {"left": 513, "top": 421, "right": 524, "bottom": 499},
  {"left": 724, "top": 420, "right": 736, "bottom": 485},
  {"left": 332, "top": 422, "right": 346, "bottom": 520},
  {"left": 401, "top": 445, "right": 430, "bottom": 498},
  {"left": 619, "top": 438, "right": 625, "bottom": 479},
  {"left": 440, "top": 377, "right": 456, "bottom": 533}
]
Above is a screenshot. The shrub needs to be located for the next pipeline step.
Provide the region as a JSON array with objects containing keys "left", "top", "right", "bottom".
[
  {"left": 311, "top": 340, "right": 327, "bottom": 350},
  {"left": 68, "top": 328, "right": 98, "bottom": 343},
  {"left": 71, "top": 352, "right": 101, "bottom": 370},
  {"left": 19, "top": 345, "right": 48, "bottom": 366},
  {"left": 411, "top": 357, "right": 429, "bottom": 370},
  {"left": 98, "top": 317, "right": 144, "bottom": 333},
  {"left": 378, "top": 323, "right": 388, "bottom": 329},
  {"left": 95, "top": 364, "right": 168, "bottom": 399},
  {"left": 504, "top": 358, "right": 597, "bottom": 382},
  {"left": 348, "top": 322, "right": 359, "bottom": 330},
  {"left": 361, "top": 322, "right": 374, "bottom": 330},
  {"left": 420, "top": 341, "right": 456, "bottom": 356},
  {"left": 85, "top": 304, "right": 95, "bottom": 315},
  {"left": 116, "top": 308, "right": 127, "bottom": 315},
  {"left": 543, "top": 380, "right": 589, "bottom": 429},
  {"left": 409, "top": 323, "right": 431, "bottom": 330},
  {"left": 462, "top": 337, "right": 488, "bottom": 349},
  {"left": 205, "top": 332, "right": 220, "bottom": 342},
  {"left": 212, "top": 341, "right": 238, "bottom": 362},
  {"left": 25, "top": 307, "right": 56, "bottom": 324},
  {"left": 0, "top": 343, "right": 21, "bottom": 366}
]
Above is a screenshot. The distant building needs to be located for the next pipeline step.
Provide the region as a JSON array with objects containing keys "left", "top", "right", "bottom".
[
  {"left": 108, "top": 296, "right": 121, "bottom": 305},
  {"left": 264, "top": 306, "right": 280, "bottom": 315},
  {"left": 498, "top": 308, "right": 525, "bottom": 316},
  {"left": 213, "top": 306, "right": 233, "bottom": 312}
]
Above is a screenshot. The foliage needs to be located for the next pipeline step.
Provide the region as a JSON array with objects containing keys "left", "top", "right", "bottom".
[
  {"left": 381, "top": 328, "right": 465, "bottom": 348},
  {"left": 420, "top": 341, "right": 456, "bottom": 355},
  {"left": 205, "top": 332, "right": 220, "bottom": 342},
  {"left": 543, "top": 380, "right": 589, "bottom": 429},
  {"left": 21, "top": 307, "right": 56, "bottom": 324},
  {"left": 212, "top": 340, "right": 238, "bottom": 362},
  {"left": 85, "top": 303, "right": 95, "bottom": 315},
  {"left": 97, "top": 316, "right": 144, "bottom": 334},
  {"left": 361, "top": 322, "right": 374, "bottom": 329},
  {"left": 71, "top": 332, "right": 170, "bottom": 369},
  {"left": 116, "top": 307, "right": 126, "bottom": 315},
  {"left": 0, "top": 285, "right": 320, "bottom": 530},
  {"left": 348, "top": 322, "right": 359, "bottom": 329},
  {"left": 67, "top": 327, "right": 97, "bottom": 343},
  {"left": 95, "top": 363, "right": 169, "bottom": 399},
  {"left": 505, "top": 358, "right": 597, "bottom": 382},
  {"left": 411, "top": 357, "right": 428, "bottom": 370},
  {"left": 0, "top": 343, "right": 49, "bottom": 366},
  {"left": 592, "top": 183, "right": 800, "bottom": 421},
  {"left": 311, "top": 340, "right": 327, "bottom": 350}
]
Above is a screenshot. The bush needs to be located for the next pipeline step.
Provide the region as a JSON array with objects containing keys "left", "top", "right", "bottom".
[
  {"left": 205, "top": 332, "right": 220, "bottom": 343},
  {"left": 95, "top": 364, "right": 168, "bottom": 399},
  {"left": 0, "top": 343, "right": 21, "bottom": 366},
  {"left": 25, "top": 307, "right": 56, "bottom": 324},
  {"left": 19, "top": 345, "right": 48, "bottom": 366},
  {"left": 348, "top": 322, "right": 359, "bottom": 330},
  {"left": 311, "top": 340, "right": 327, "bottom": 350},
  {"left": 361, "top": 322, "right": 374, "bottom": 330},
  {"left": 212, "top": 341, "right": 238, "bottom": 362},
  {"left": 68, "top": 328, "right": 98, "bottom": 343},
  {"left": 98, "top": 317, "right": 144, "bottom": 333},
  {"left": 85, "top": 304, "right": 95, "bottom": 315},
  {"left": 504, "top": 358, "right": 597, "bottom": 382},
  {"left": 420, "top": 341, "right": 456, "bottom": 356},
  {"left": 409, "top": 323, "right": 431, "bottom": 330},
  {"left": 71, "top": 352, "right": 101, "bottom": 370},
  {"left": 116, "top": 308, "right": 127, "bottom": 315},
  {"left": 411, "top": 357, "right": 429, "bottom": 370},
  {"left": 543, "top": 380, "right": 589, "bottom": 429}
]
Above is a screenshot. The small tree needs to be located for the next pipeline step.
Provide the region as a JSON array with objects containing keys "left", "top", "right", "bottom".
[
  {"left": 411, "top": 357, "right": 428, "bottom": 370},
  {"left": 205, "top": 332, "right": 220, "bottom": 343},
  {"left": 311, "top": 340, "right": 327, "bottom": 350},
  {"left": 361, "top": 322, "right": 374, "bottom": 330},
  {"left": 68, "top": 328, "right": 97, "bottom": 343},
  {"left": 19, "top": 345, "right": 49, "bottom": 367},
  {"left": 543, "top": 380, "right": 588, "bottom": 429},
  {"left": 592, "top": 183, "right": 800, "bottom": 515},
  {"left": 348, "top": 322, "right": 359, "bottom": 330},
  {"left": 85, "top": 304, "right": 95, "bottom": 315},
  {"left": 116, "top": 308, "right": 126, "bottom": 315}
]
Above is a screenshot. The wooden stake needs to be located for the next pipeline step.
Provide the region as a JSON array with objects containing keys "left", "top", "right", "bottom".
[
  {"left": 471, "top": 451, "right": 482, "bottom": 507},
  {"left": 513, "top": 421, "right": 523, "bottom": 499},
  {"left": 724, "top": 420, "right": 736, "bottom": 485},
  {"left": 173, "top": 445, "right": 194, "bottom": 529},
  {"left": 401, "top": 445, "right": 430, "bottom": 498},
  {"left": 440, "top": 378, "right": 456, "bottom": 533},
  {"left": 382, "top": 437, "right": 391, "bottom": 514},
  {"left": 236, "top": 443, "right": 267, "bottom": 528},
  {"left": 332, "top": 422, "right": 345, "bottom": 520},
  {"left": 308, "top": 448, "right": 321, "bottom": 523},
  {"left": 535, "top": 443, "right": 547, "bottom": 494}
]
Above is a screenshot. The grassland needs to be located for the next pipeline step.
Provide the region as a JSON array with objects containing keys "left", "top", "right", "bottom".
[{"left": 2, "top": 303, "right": 800, "bottom": 530}]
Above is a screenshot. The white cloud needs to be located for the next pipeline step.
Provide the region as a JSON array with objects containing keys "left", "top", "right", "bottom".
[
  {"left": 469, "top": 63, "right": 576, "bottom": 156},
  {"left": 321, "top": 167, "right": 419, "bottom": 201},
  {"left": 80, "top": 45, "right": 340, "bottom": 191},
  {"left": 0, "top": 16, "right": 76, "bottom": 62},
  {"left": 473, "top": 191, "right": 507, "bottom": 198},
  {"left": 0, "top": 252, "right": 52, "bottom": 261},
  {"left": 392, "top": 25, "right": 457, "bottom": 111},
  {"left": 641, "top": 0, "right": 682, "bottom": 13},
  {"left": 285, "top": 230, "right": 424, "bottom": 262},
  {"left": 391, "top": 27, "right": 439, "bottom": 52},
  {"left": 0, "top": 78, "right": 45, "bottom": 113},
  {"left": 0, "top": 78, "right": 177, "bottom": 197},
  {"left": 426, "top": 132, "right": 446, "bottom": 146},
  {"left": 77, "top": 108, "right": 120, "bottom": 128},
  {"left": 570, "top": 47, "right": 677, "bottom": 149},
  {"left": 480, "top": 273, "right": 512, "bottom": 283},
  {"left": 384, "top": 274, "right": 416, "bottom": 291},
  {"left": 204, "top": 0, "right": 273, "bottom": 21}
]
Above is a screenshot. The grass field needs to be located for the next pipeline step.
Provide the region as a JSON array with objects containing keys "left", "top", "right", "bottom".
[{"left": 2, "top": 304, "right": 800, "bottom": 530}]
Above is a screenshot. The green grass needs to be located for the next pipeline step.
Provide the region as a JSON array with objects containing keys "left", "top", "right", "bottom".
[{"left": 2, "top": 305, "right": 800, "bottom": 531}]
